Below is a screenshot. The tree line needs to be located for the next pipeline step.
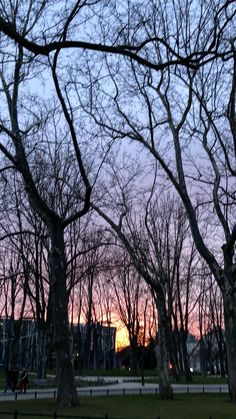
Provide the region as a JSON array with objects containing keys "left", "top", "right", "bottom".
[
  {"left": 0, "top": 0, "right": 235, "bottom": 407},
  {"left": 0, "top": 174, "right": 226, "bottom": 396}
]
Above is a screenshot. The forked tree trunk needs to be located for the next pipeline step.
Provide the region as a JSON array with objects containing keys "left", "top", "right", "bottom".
[
  {"left": 223, "top": 291, "right": 236, "bottom": 402},
  {"left": 50, "top": 223, "right": 78, "bottom": 407},
  {"left": 156, "top": 292, "right": 173, "bottom": 400}
]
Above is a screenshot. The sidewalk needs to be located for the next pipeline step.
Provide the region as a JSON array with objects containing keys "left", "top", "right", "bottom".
[{"left": 0, "top": 380, "right": 229, "bottom": 401}]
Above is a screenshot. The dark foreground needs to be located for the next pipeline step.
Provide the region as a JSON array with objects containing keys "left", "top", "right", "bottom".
[{"left": 0, "top": 394, "right": 235, "bottom": 419}]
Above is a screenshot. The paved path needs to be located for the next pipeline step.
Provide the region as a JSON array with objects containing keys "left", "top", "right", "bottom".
[{"left": 0, "top": 379, "right": 229, "bottom": 401}]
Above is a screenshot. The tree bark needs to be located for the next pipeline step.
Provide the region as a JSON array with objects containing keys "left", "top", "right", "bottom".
[
  {"left": 129, "top": 337, "right": 139, "bottom": 375},
  {"left": 50, "top": 222, "right": 78, "bottom": 407},
  {"left": 155, "top": 291, "right": 173, "bottom": 400},
  {"left": 36, "top": 325, "right": 47, "bottom": 379},
  {"left": 219, "top": 338, "right": 226, "bottom": 378},
  {"left": 223, "top": 291, "right": 236, "bottom": 402},
  {"left": 180, "top": 330, "right": 192, "bottom": 383}
]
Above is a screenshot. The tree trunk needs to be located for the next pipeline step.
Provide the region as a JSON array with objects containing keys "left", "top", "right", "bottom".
[
  {"left": 77, "top": 325, "right": 83, "bottom": 374},
  {"left": 219, "top": 346, "right": 226, "bottom": 378},
  {"left": 180, "top": 331, "right": 192, "bottom": 383},
  {"left": 168, "top": 326, "right": 180, "bottom": 383},
  {"left": 83, "top": 324, "right": 92, "bottom": 370},
  {"left": 223, "top": 292, "right": 236, "bottom": 402},
  {"left": 175, "top": 330, "right": 184, "bottom": 374},
  {"left": 50, "top": 223, "right": 78, "bottom": 407},
  {"left": 156, "top": 292, "right": 173, "bottom": 400},
  {"left": 11, "top": 320, "right": 22, "bottom": 369},
  {"left": 36, "top": 325, "right": 47, "bottom": 379},
  {"left": 129, "top": 337, "right": 139, "bottom": 375}
]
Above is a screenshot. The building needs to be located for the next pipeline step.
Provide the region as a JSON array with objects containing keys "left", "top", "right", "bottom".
[
  {"left": 0, "top": 317, "right": 37, "bottom": 370},
  {"left": 0, "top": 317, "right": 116, "bottom": 371}
]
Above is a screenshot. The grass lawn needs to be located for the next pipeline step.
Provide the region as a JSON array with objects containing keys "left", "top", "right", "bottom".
[{"left": 0, "top": 394, "right": 235, "bottom": 419}]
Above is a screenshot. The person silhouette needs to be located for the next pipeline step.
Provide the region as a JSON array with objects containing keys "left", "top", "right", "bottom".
[{"left": 19, "top": 370, "right": 28, "bottom": 393}]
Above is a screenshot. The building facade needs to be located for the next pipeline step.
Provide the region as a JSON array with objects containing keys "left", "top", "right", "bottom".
[{"left": 0, "top": 317, "right": 116, "bottom": 372}]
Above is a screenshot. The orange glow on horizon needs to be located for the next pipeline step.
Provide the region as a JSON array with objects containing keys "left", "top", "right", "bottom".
[{"left": 116, "top": 325, "right": 129, "bottom": 350}]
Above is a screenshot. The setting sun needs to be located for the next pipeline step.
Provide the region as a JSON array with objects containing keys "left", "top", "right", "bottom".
[{"left": 116, "top": 325, "right": 129, "bottom": 350}]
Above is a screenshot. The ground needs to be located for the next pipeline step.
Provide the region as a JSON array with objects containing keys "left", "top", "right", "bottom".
[{"left": 0, "top": 394, "right": 235, "bottom": 419}]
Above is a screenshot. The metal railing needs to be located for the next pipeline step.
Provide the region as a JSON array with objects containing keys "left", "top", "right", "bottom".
[{"left": 0, "top": 385, "right": 228, "bottom": 400}]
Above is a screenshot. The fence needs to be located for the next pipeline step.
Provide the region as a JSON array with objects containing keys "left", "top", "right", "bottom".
[{"left": 0, "top": 385, "right": 228, "bottom": 400}]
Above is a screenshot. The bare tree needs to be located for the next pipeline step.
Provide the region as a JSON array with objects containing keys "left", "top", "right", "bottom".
[
  {"left": 0, "top": 177, "right": 33, "bottom": 370},
  {"left": 1, "top": 0, "right": 236, "bottom": 403},
  {"left": 0, "top": 172, "right": 52, "bottom": 376},
  {"left": 0, "top": 1, "right": 234, "bottom": 71},
  {"left": 144, "top": 193, "right": 201, "bottom": 383},
  {"left": 92, "top": 164, "right": 178, "bottom": 398},
  {"left": 67, "top": 228, "right": 111, "bottom": 372},
  {"left": 198, "top": 272, "right": 227, "bottom": 377},
  {"left": 21, "top": 211, "right": 51, "bottom": 380},
  {"left": 0, "top": 2, "right": 93, "bottom": 406},
  {"left": 108, "top": 250, "right": 151, "bottom": 374},
  {"left": 92, "top": 275, "right": 116, "bottom": 369},
  {"left": 79, "top": 3, "right": 236, "bottom": 398}
]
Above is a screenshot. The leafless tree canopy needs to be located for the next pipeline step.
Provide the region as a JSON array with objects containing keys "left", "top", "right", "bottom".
[{"left": 0, "top": 0, "right": 236, "bottom": 405}]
